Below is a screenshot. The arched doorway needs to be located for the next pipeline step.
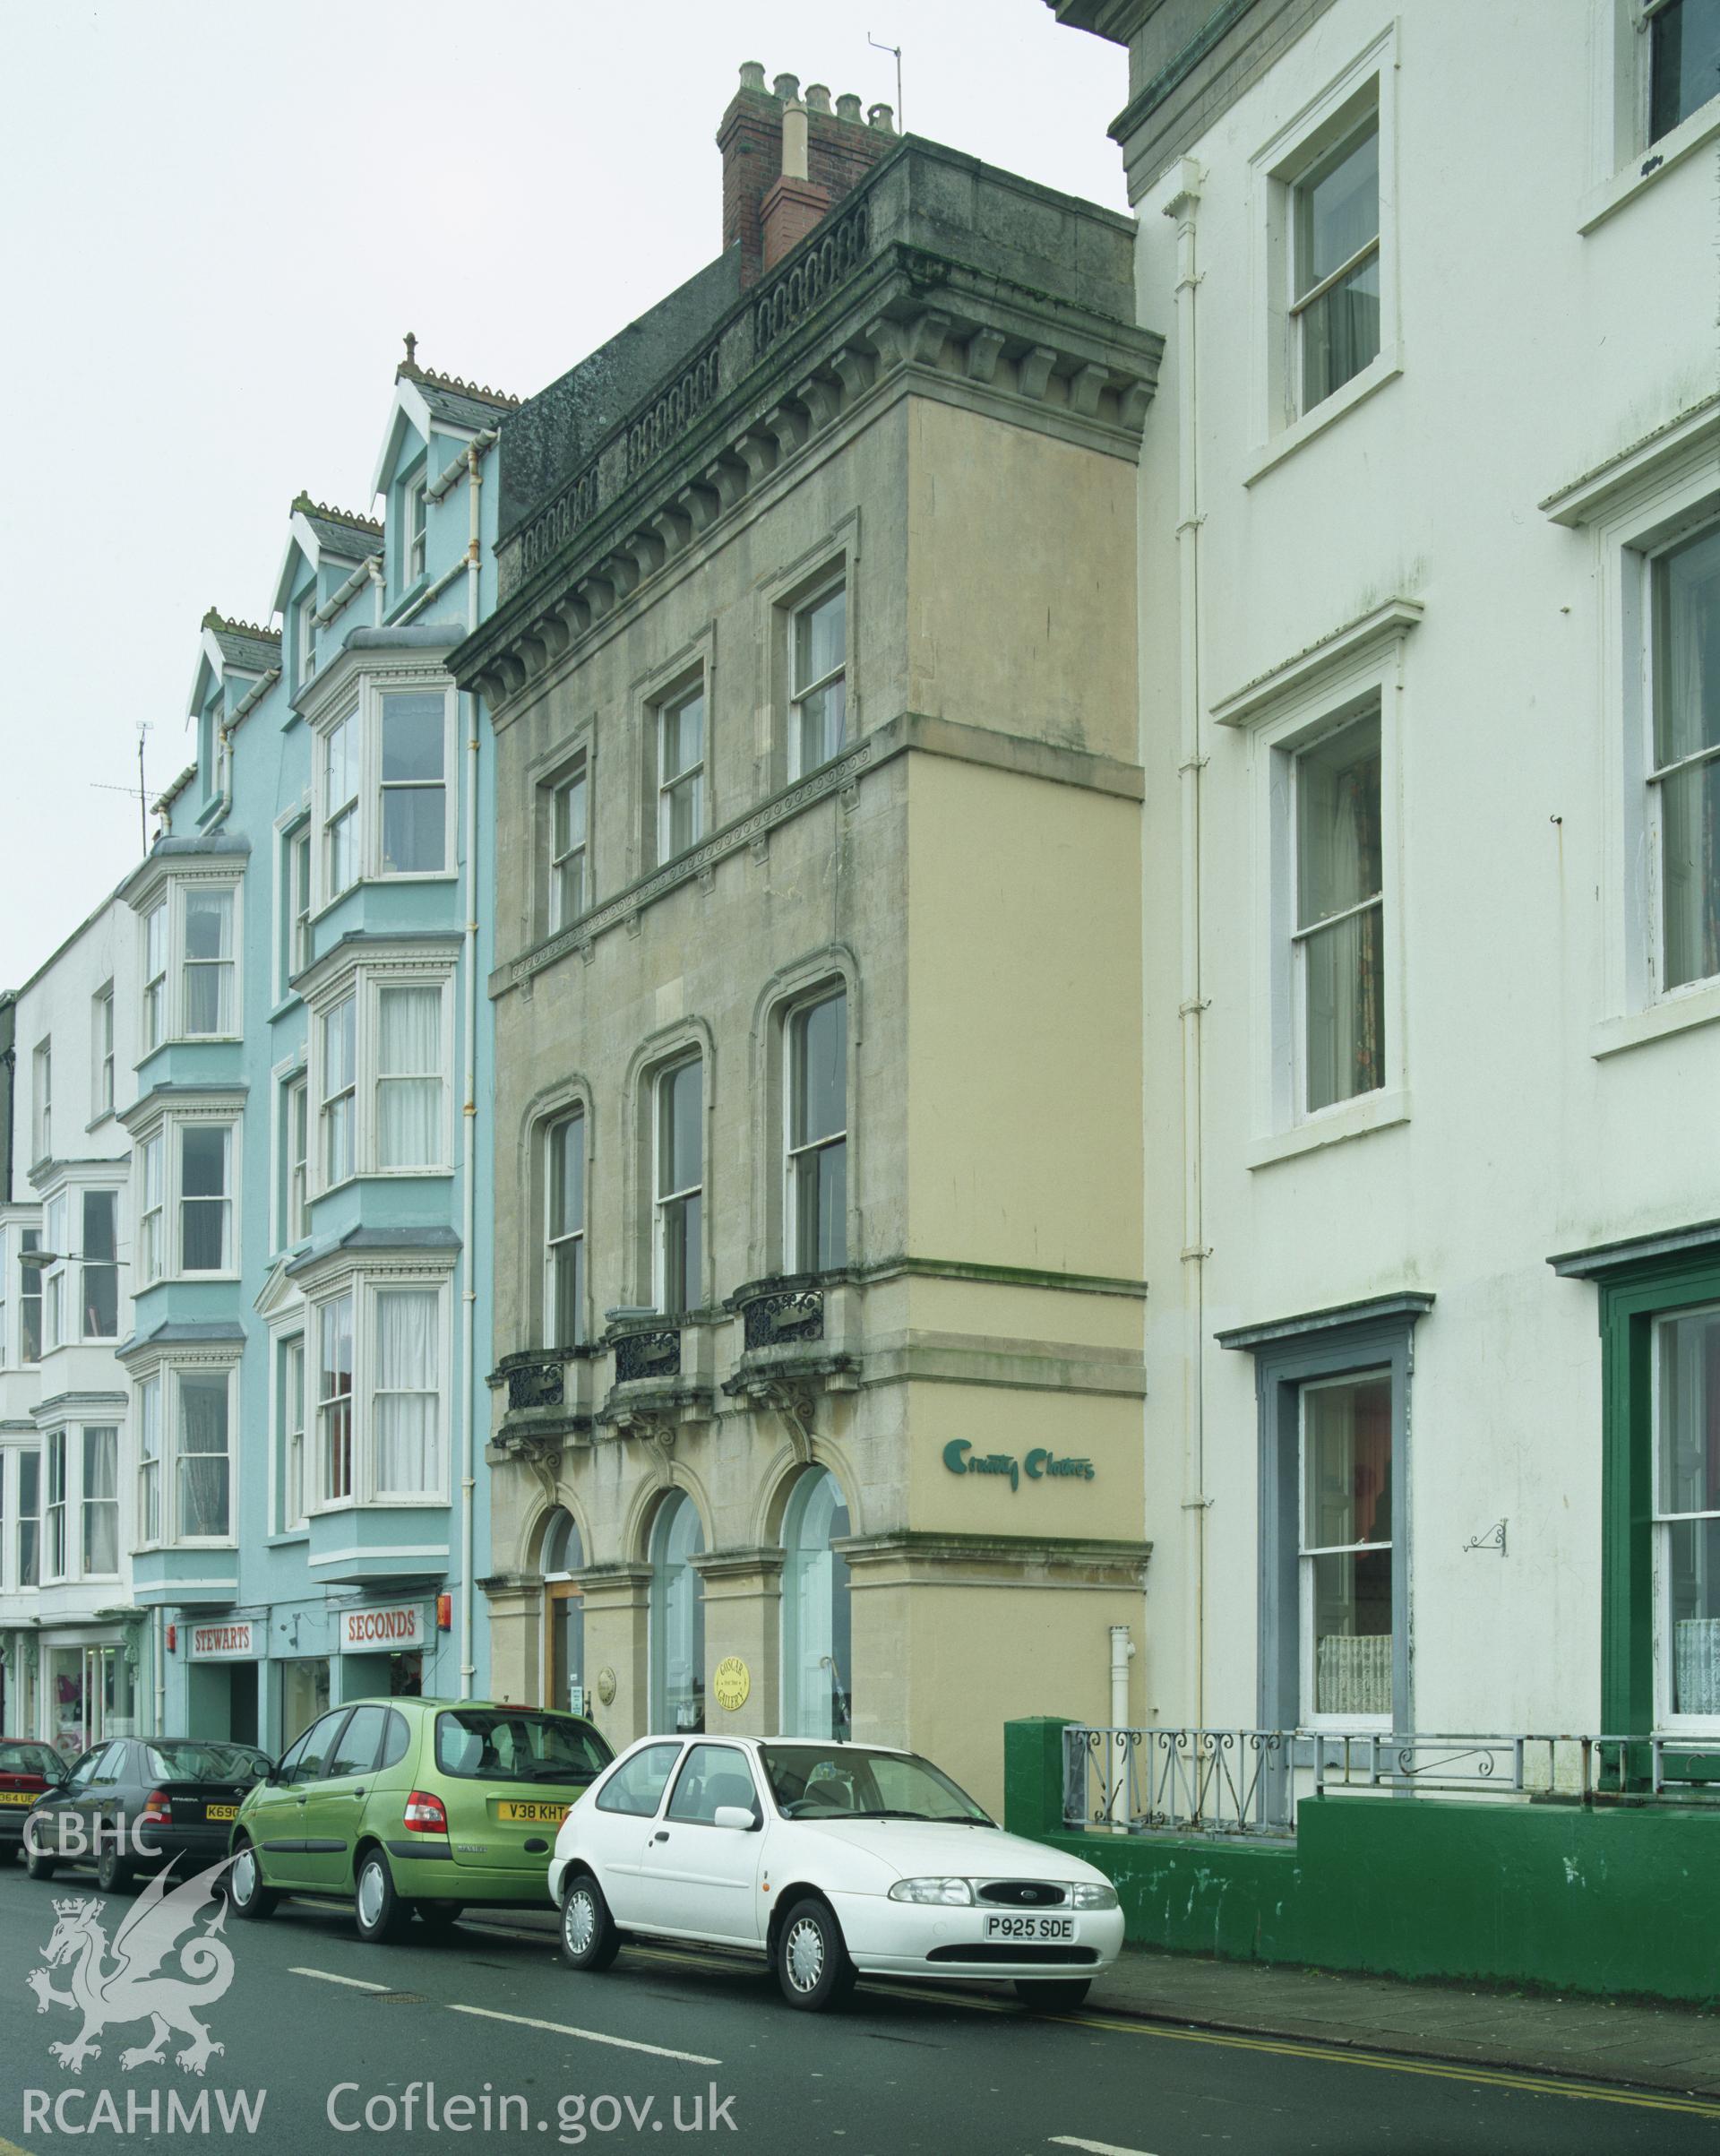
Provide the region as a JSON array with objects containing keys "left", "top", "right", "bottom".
[
  {"left": 648, "top": 1490, "right": 705, "bottom": 1734},
  {"left": 781, "top": 1468, "right": 852, "bottom": 1738},
  {"left": 540, "top": 1507, "right": 586, "bottom": 1715}
]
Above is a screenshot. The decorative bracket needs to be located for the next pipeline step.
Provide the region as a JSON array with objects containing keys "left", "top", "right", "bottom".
[{"left": 1463, "top": 1518, "right": 1508, "bottom": 1556}]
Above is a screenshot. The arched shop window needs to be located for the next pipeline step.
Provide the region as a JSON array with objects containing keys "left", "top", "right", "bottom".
[
  {"left": 649, "top": 1490, "right": 705, "bottom": 1734},
  {"left": 781, "top": 1468, "right": 852, "bottom": 1739},
  {"left": 541, "top": 1507, "right": 587, "bottom": 1718}
]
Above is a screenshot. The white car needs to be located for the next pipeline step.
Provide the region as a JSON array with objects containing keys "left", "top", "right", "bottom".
[{"left": 546, "top": 1734, "right": 1123, "bottom": 2012}]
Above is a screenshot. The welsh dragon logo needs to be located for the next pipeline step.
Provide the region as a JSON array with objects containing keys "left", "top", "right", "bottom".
[{"left": 25, "top": 1860, "right": 236, "bottom": 2076}]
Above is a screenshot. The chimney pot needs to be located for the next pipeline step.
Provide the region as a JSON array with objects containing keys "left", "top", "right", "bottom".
[
  {"left": 804, "top": 82, "right": 832, "bottom": 114},
  {"left": 781, "top": 99, "right": 809, "bottom": 183},
  {"left": 867, "top": 102, "right": 895, "bottom": 134},
  {"left": 738, "top": 60, "right": 766, "bottom": 91},
  {"left": 772, "top": 72, "right": 800, "bottom": 103},
  {"left": 836, "top": 92, "right": 863, "bottom": 123}
]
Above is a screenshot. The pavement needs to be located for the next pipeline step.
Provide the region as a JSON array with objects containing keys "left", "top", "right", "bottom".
[{"left": 473, "top": 1910, "right": 1720, "bottom": 2099}]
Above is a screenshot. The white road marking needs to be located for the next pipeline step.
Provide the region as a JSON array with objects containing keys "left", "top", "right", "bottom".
[
  {"left": 448, "top": 2001, "right": 720, "bottom": 2066},
  {"left": 288, "top": 1967, "right": 394, "bottom": 1992},
  {"left": 1050, "top": 2140, "right": 1159, "bottom": 2156}
]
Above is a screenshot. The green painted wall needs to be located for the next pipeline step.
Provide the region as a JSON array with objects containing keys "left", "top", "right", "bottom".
[{"left": 1004, "top": 1718, "right": 1720, "bottom": 2005}]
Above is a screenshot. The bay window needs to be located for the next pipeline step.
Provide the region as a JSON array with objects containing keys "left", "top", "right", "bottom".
[
  {"left": 288, "top": 825, "right": 314, "bottom": 982},
  {"left": 325, "top": 712, "right": 359, "bottom": 898},
  {"left": 42, "top": 1195, "right": 67, "bottom": 1351},
  {"left": 17, "top": 1448, "right": 39, "bottom": 1585},
  {"left": 0, "top": 1225, "right": 7, "bottom": 1369},
  {"left": 139, "top": 1135, "right": 164, "bottom": 1284},
  {"left": 546, "top": 1110, "right": 586, "bottom": 1346},
  {"left": 318, "top": 1293, "right": 355, "bottom": 1504},
  {"left": 82, "top": 1427, "right": 118, "bottom": 1575},
  {"left": 375, "top": 985, "right": 443, "bottom": 1168},
  {"left": 82, "top": 1191, "right": 118, "bottom": 1340},
  {"left": 1649, "top": 520, "right": 1719, "bottom": 993},
  {"left": 787, "top": 990, "right": 847, "bottom": 1272},
  {"left": 20, "top": 1229, "right": 41, "bottom": 1363},
  {"left": 176, "top": 1371, "right": 231, "bottom": 1539},
  {"left": 374, "top": 1289, "right": 440, "bottom": 1496},
  {"left": 790, "top": 585, "right": 847, "bottom": 776},
  {"left": 655, "top": 1056, "right": 702, "bottom": 1315},
  {"left": 182, "top": 886, "right": 237, "bottom": 1035},
  {"left": 379, "top": 691, "right": 446, "bottom": 874},
  {"left": 137, "top": 1376, "right": 160, "bottom": 1547},
  {"left": 322, "top": 995, "right": 357, "bottom": 1185},
  {"left": 658, "top": 687, "right": 705, "bottom": 860},
  {"left": 43, "top": 1432, "right": 67, "bottom": 1580},
  {"left": 179, "top": 1125, "right": 234, "bottom": 1273},
  {"left": 142, "top": 903, "right": 168, "bottom": 1049},
  {"left": 1294, "top": 710, "right": 1384, "bottom": 1114}
]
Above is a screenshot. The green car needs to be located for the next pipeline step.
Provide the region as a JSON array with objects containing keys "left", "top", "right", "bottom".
[{"left": 226, "top": 1695, "right": 612, "bottom": 1944}]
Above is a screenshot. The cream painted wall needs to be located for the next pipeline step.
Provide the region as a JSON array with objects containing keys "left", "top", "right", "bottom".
[
  {"left": 906, "top": 755, "right": 1144, "bottom": 1278},
  {"left": 1122, "top": 0, "right": 1720, "bottom": 1737}
]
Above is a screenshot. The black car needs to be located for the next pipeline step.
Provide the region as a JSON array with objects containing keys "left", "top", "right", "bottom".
[
  {"left": 0, "top": 1740, "right": 69, "bottom": 1858},
  {"left": 24, "top": 1736, "right": 270, "bottom": 1893}
]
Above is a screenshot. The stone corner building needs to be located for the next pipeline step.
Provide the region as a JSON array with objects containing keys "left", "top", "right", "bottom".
[{"left": 454, "top": 68, "right": 1163, "bottom": 1805}]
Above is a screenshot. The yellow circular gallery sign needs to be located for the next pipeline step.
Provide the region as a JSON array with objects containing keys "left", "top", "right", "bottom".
[{"left": 713, "top": 1656, "right": 752, "bottom": 1713}]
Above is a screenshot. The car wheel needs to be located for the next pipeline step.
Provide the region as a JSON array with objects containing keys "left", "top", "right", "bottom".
[
  {"left": 227, "top": 1840, "right": 278, "bottom": 1919},
  {"left": 775, "top": 1896, "right": 856, "bottom": 2012},
  {"left": 354, "top": 1847, "right": 409, "bottom": 1945},
  {"left": 415, "top": 1902, "right": 464, "bottom": 1932},
  {"left": 1013, "top": 1977, "right": 1092, "bottom": 2012},
  {"left": 95, "top": 1845, "right": 133, "bottom": 1894},
  {"left": 24, "top": 1836, "right": 57, "bottom": 1882},
  {"left": 560, "top": 1875, "right": 621, "bottom": 1973}
]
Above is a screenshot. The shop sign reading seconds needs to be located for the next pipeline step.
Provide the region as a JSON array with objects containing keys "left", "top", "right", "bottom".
[
  {"left": 339, "top": 1603, "right": 426, "bottom": 1654},
  {"left": 942, "top": 1439, "right": 1095, "bottom": 1493}
]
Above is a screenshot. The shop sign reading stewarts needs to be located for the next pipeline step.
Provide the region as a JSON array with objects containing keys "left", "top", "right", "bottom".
[
  {"left": 188, "top": 1621, "right": 255, "bottom": 1661},
  {"left": 339, "top": 1603, "right": 426, "bottom": 1654}
]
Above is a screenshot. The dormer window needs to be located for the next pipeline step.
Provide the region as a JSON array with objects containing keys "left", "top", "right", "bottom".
[
  {"left": 133, "top": 876, "right": 244, "bottom": 1053},
  {"left": 297, "top": 588, "right": 318, "bottom": 686},
  {"left": 403, "top": 467, "right": 428, "bottom": 585},
  {"left": 310, "top": 678, "right": 454, "bottom": 897}
]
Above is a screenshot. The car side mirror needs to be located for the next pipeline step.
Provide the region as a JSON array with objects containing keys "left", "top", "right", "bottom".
[
  {"left": 264, "top": 1763, "right": 285, "bottom": 1786},
  {"left": 713, "top": 1805, "right": 759, "bottom": 1833}
]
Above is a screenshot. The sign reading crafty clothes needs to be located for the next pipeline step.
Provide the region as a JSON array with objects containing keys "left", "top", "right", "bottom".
[
  {"left": 339, "top": 1603, "right": 426, "bottom": 1653},
  {"left": 942, "top": 1440, "right": 1095, "bottom": 1491},
  {"left": 189, "top": 1621, "right": 255, "bottom": 1661}
]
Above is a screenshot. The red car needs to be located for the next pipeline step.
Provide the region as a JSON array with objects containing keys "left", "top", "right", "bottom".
[{"left": 0, "top": 1741, "right": 68, "bottom": 1859}]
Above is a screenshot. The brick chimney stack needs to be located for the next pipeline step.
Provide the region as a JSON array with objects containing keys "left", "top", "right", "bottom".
[{"left": 718, "top": 61, "right": 897, "bottom": 289}]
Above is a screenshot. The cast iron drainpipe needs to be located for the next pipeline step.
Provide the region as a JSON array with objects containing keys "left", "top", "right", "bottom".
[{"left": 458, "top": 438, "right": 487, "bottom": 1699}]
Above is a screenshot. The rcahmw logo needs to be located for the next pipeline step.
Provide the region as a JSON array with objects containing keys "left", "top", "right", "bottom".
[{"left": 23, "top": 1860, "right": 246, "bottom": 2082}]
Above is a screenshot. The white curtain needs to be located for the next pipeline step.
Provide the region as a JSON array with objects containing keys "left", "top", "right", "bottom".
[
  {"left": 377, "top": 987, "right": 443, "bottom": 1168},
  {"left": 1316, "top": 1633, "right": 1390, "bottom": 1717},
  {"left": 82, "top": 1427, "right": 118, "bottom": 1575},
  {"left": 374, "top": 1289, "right": 438, "bottom": 1494},
  {"left": 178, "top": 1376, "right": 230, "bottom": 1539}
]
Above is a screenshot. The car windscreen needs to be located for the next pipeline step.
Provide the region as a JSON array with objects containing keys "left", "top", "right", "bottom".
[
  {"left": 0, "top": 1742, "right": 62, "bottom": 1778},
  {"left": 143, "top": 1742, "right": 270, "bottom": 1783},
  {"left": 760, "top": 1746, "right": 994, "bottom": 1824},
  {"left": 434, "top": 1709, "right": 614, "bottom": 1786}
]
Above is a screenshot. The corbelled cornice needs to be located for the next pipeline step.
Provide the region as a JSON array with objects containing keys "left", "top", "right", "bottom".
[{"left": 452, "top": 140, "right": 1162, "bottom": 714}]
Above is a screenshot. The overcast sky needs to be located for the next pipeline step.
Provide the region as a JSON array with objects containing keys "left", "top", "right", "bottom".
[{"left": 0, "top": 0, "right": 1129, "bottom": 991}]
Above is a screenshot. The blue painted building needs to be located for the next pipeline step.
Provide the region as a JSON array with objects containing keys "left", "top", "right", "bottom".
[{"left": 115, "top": 352, "right": 514, "bottom": 1748}]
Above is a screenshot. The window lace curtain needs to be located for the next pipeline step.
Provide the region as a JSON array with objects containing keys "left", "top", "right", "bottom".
[
  {"left": 82, "top": 1427, "right": 118, "bottom": 1574},
  {"left": 377, "top": 988, "right": 442, "bottom": 1169},
  {"left": 374, "top": 1289, "right": 438, "bottom": 1494},
  {"left": 179, "top": 1378, "right": 230, "bottom": 1539},
  {"left": 1316, "top": 1633, "right": 1390, "bottom": 1717}
]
